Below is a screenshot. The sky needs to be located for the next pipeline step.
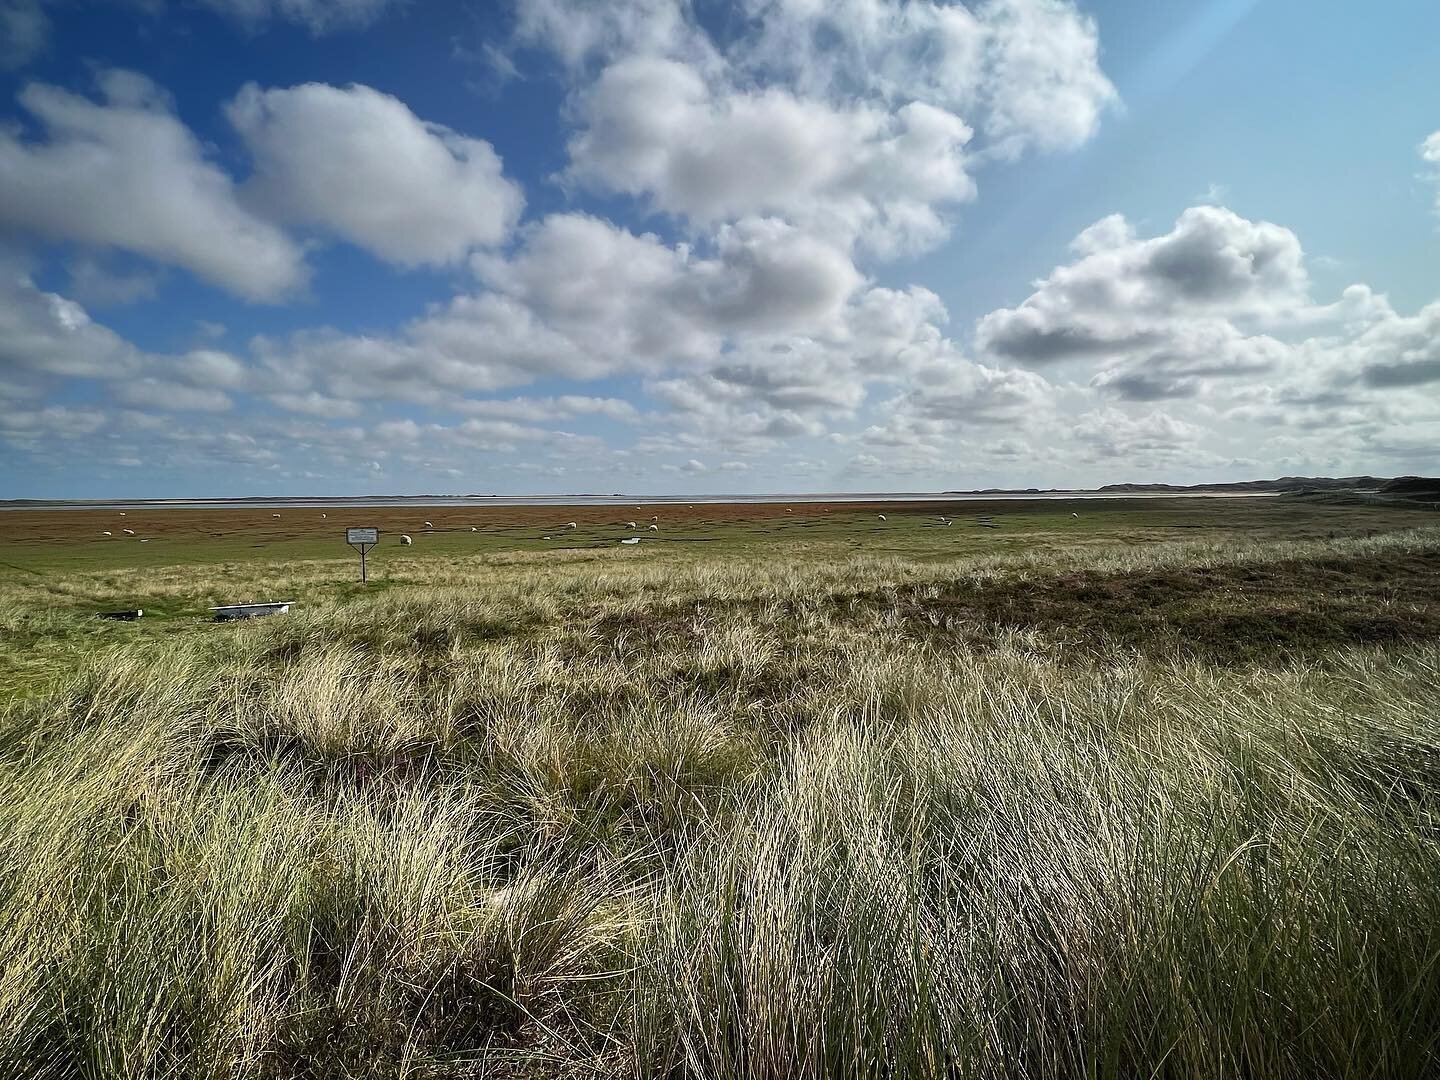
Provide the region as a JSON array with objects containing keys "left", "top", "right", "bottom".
[{"left": 0, "top": 0, "right": 1437, "bottom": 498}]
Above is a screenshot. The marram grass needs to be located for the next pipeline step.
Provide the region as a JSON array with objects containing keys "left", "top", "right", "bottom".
[{"left": 0, "top": 529, "right": 1437, "bottom": 1077}]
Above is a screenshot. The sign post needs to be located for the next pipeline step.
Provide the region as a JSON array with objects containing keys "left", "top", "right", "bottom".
[{"left": 346, "top": 527, "right": 379, "bottom": 583}]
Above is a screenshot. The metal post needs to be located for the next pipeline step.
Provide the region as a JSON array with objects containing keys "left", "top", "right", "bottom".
[{"left": 346, "top": 527, "right": 380, "bottom": 585}]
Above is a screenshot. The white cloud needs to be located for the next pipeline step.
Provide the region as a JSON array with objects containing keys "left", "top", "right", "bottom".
[
  {"left": 972, "top": 0, "right": 1117, "bottom": 156},
  {"left": 1424, "top": 130, "right": 1440, "bottom": 217},
  {"left": 518, "top": 0, "right": 1112, "bottom": 260},
  {"left": 114, "top": 379, "right": 234, "bottom": 413},
  {"left": 973, "top": 206, "right": 1331, "bottom": 403},
  {"left": 978, "top": 206, "right": 1313, "bottom": 368},
  {"left": 268, "top": 390, "right": 363, "bottom": 418},
  {"left": 522, "top": 0, "right": 1115, "bottom": 156},
  {"left": 0, "top": 71, "right": 308, "bottom": 301},
  {"left": 254, "top": 211, "right": 862, "bottom": 409},
  {"left": 566, "top": 57, "right": 975, "bottom": 256},
  {"left": 458, "top": 395, "right": 640, "bottom": 423},
  {"left": 0, "top": 272, "right": 143, "bottom": 383},
  {"left": 0, "top": 0, "right": 47, "bottom": 70},
  {"left": 513, "top": 0, "right": 716, "bottom": 73},
  {"left": 228, "top": 82, "right": 524, "bottom": 266},
  {"left": 0, "top": 405, "right": 107, "bottom": 447}
]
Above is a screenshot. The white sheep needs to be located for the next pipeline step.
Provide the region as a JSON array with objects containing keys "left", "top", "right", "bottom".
[
  {"left": 272, "top": 513, "right": 280, "bottom": 519},
  {"left": 139, "top": 538, "right": 149, "bottom": 543},
  {"left": 102, "top": 531, "right": 112, "bottom": 536},
  {"left": 321, "top": 513, "right": 327, "bottom": 519},
  {"left": 649, "top": 524, "right": 659, "bottom": 531},
  {"left": 399, "top": 534, "right": 413, "bottom": 546},
  {"left": 1072, "top": 512, "right": 1079, "bottom": 518},
  {"left": 122, "top": 528, "right": 135, "bottom": 535},
  {"left": 470, "top": 526, "right": 478, "bottom": 532},
  {"left": 877, "top": 514, "right": 887, "bottom": 521},
  {"left": 119, "top": 512, "right": 126, "bottom": 516},
  {"left": 626, "top": 521, "right": 637, "bottom": 529},
  {"left": 567, "top": 522, "right": 578, "bottom": 529},
  {"left": 651, "top": 515, "right": 658, "bottom": 522},
  {"left": 786, "top": 508, "right": 793, "bottom": 512}
]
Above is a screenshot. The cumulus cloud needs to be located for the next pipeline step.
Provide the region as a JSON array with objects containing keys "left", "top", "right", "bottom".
[
  {"left": 1345, "top": 300, "right": 1440, "bottom": 389},
  {"left": 732, "top": 0, "right": 1115, "bottom": 155},
  {"left": 228, "top": 82, "right": 524, "bottom": 266},
  {"left": 566, "top": 57, "right": 975, "bottom": 255},
  {"left": 0, "top": 273, "right": 143, "bottom": 383},
  {"left": 1067, "top": 408, "right": 1221, "bottom": 469},
  {"left": 0, "top": 70, "right": 307, "bottom": 301},
  {"left": 255, "top": 211, "right": 863, "bottom": 409},
  {"left": 972, "top": 206, "right": 1335, "bottom": 405},
  {"left": 513, "top": 0, "right": 715, "bottom": 72},
  {"left": 519, "top": 0, "right": 1112, "bottom": 259},
  {"left": 458, "top": 395, "right": 640, "bottom": 423},
  {"left": 978, "top": 206, "right": 1312, "bottom": 368},
  {"left": 0, "top": 273, "right": 258, "bottom": 414}
]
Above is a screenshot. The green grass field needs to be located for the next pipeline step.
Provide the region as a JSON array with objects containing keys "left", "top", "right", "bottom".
[{"left": 1, "top": 496, "right": 1439, "bottom": 1077}]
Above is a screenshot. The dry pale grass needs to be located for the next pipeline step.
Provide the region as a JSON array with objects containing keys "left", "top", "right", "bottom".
[{"left": 0, "top": 530, "right": 1437, "bottom": 1077}]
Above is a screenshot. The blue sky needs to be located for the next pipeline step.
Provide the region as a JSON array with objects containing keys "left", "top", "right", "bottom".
[{"left": 1, "top": 0, "right": 1437, "bottom": 498}]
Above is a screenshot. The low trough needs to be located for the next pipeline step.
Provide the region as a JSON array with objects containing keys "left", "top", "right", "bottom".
[{"left": 211, "top": 601, "right": 294, "bottom": 622}]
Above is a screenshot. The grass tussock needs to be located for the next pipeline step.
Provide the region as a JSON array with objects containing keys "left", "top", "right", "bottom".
[{"left": 0, "top": 527, "right": 1438, "bottom": 1076}]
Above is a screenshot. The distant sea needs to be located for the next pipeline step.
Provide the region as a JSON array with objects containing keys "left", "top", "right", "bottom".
[{"left": 1, "top": 491, "right": 1281, "bottom": 512}]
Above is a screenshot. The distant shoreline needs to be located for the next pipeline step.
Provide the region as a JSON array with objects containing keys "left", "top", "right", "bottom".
[{"left": 0, "top": 490, "right": 1289, "bottom": 512}]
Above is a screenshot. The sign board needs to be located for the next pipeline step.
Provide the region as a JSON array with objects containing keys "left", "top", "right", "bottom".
[{"left": 345, "top": 526, "right": 379, "bottom": 582}]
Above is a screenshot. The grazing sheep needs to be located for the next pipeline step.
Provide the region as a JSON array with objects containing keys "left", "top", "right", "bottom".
[
  {"left": 470, "top": 526, "right": 478, "bottom": 532},
  {"left": 567, "top": 522, "right": 578, "bottom": 529},
  {"left": 627, "top": 521, "right": 637, "bottom": 529},
  {"left": 649, "top": 524, "right": 659, "bottom": 531},
  {"left": 1072, "top": 512, "right": 1079, "bottom": 518},
  {"left": 102, "top": 531, "right": 112, "bottom": 536},
  {"left": 118, "top": 512, "right": 125, "bottom": 516},
  {"left": 272, "top": 513, "right": 280, "bottom": 519},
  {"left": 321, "top": 513, "right": 327, "bottom": 519},
  {"left": 139, "top": 538, "right": 149, "bottom": 543},
  {"left": 786, "top": 508, "right": 793, "bottom": 513},
  {"left": 877, "top": 514, "right": 886, "bottom": 521},
  {"left": 399, "top": 534, "right": 413, "bottom": 546},
  {"left": 122, "top": 528, "right": 135, "bottom": 535}
]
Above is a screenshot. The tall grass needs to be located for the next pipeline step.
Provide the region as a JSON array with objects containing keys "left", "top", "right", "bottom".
[{"left": 0, "top": 531, "right": 1437, "bottom": 1076}]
